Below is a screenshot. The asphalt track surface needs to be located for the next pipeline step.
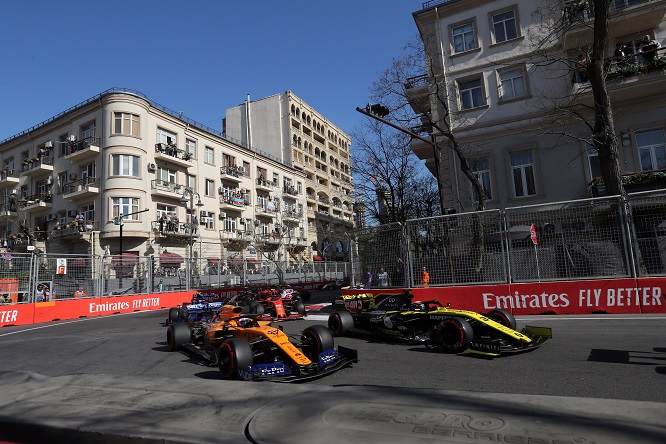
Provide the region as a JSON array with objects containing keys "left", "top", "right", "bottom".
[{"left": 0, "top": 289, "right": 665, "bottom": 443}]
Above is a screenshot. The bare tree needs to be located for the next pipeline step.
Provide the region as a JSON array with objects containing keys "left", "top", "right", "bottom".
[{"left": 351, "top": 118, "right": 440, "bottom": 224}]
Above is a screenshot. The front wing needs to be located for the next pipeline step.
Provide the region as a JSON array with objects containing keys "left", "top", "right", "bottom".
[
  {"left": 236, "top": 346, "right": 358, "bottom": 383},
  {"left": 469, "top": 325, "right": 553, "bottom": 357}
]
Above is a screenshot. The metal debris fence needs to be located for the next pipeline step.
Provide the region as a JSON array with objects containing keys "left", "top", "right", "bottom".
[{"left": 352, "top": 191, "right": 666, "bottom": 287}]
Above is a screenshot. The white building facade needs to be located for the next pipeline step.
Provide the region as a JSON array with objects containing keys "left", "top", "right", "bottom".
[
  {"left": 0, "top": 89, "right": 309, "bottom": 266},
  {"left": 410, "top": 0, "right": 666, "bottom": 210},
  {"left": 225, "top": 91, "right": 355, "bottom": 261}
]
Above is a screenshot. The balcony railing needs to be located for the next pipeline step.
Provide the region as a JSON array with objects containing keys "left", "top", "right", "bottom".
[{"left": 155, "top": 143, "right": 193, "bottom": 162}]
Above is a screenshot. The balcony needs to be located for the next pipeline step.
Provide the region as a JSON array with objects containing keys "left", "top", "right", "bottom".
[
  {"left": 283, "top": 210, "right": 301, "bottom": 225},
  {"left": 562, "top": 0, "right": 666, "bottom": 50},
  {"left": 150, "top": 180, "right": 184, "bottom": 199},
  {"left": 51, "top": 220, "right": 98, "bottom": 239},
  {"left": 572, "top": 50, "right": 666, "bottom": 106},
  {"left": 19, "top": 193, "right": 52, "bottom": 213},
  {"left": 151, "top": 220, "right": 199, "bottom": 238},
  {"left": 219, "top": 194, "right": 247, "bottom": 211},
  {"left": 64, "top": 137, "right": 100, "bottom": 162},
  {"left": 21, "top": 155, "right": 53, "bottom": 177},
  {"left": 256, "top": 177, "right": 277, "bottom": 192},
  {"left": 0, "top": 169, "right": 19, "bottom": 189},
  {"left": 219, "top": 230, "right": 253, "bottom": 245},
  {"left": 589, "top": 168, "right": 666, "bottom": 197},
  {"left": 404, "top": 74, "right": 431, "bottom": 116},
  {"left": 255, "top": 204, "right": 278, "bottom": 218},
  {"left": 220, "top": 166, "right": 244, "bottom": 183},
  {"left": 154, "top": 143, "right": 194, "bottom": 168},
  {"left": 63, "top": 177, "right": 100, "bottom": 200}
]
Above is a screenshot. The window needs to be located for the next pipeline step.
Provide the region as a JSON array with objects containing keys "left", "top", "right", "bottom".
[
  {"left": 205, "top": 179, "right": 215, "bottom": 197},
  {"left": 458, "top": 78, "right": 485, "bottom": 110},
  {"left": 468, "top": 158, "right": 493, "bottom": 201},
  {"left": 223, "top": 217, "right": 237, "bottom": 232},
  {"left": 157, "top": 167, "right": 177, "bottom": 184},
  {"left": 492, "top": 10, "right": 518, "bottom": 43},
  {"left": 112, "top": 197, "right": 139, "bottom": 220},
  {"left": 452, "top": 23, "right": 476, "bottom": 53},
  {"left": 187, "top": 174, "right": 196, "bottom": 191},
  {"left": 186, "top": 139, "right": 196, "bottom": 159},
  {"left": 157, "top": 128, "right": 177, "bottom": 146},
  {"left": 202, "top": 211, "right": 214, "bottom": 229},
  {"left": 499, "top": 68, "right": 526, "bottom": 100},
  {"left": 510, "top": 151, "right": 536, "bottom": 197},
  {"left": 586, "top": 144, "right": 602, "bottom": 179},
  {"left": 112, "top": 154, "right": 139, "bottom": 176},
  {"left": 113, "top": 112, "right": 140, "bottom": 137},
  {"left": 636, "top": 130, "right": 666, "bottom": 171},
  {"left": 204, "top": 147, "right": 214, "bottom": 165},
  {"left": 81, "top": 122, "right": 96, "bottom": 140}
]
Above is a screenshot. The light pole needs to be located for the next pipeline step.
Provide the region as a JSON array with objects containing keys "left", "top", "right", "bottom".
[{"left": 180, "top": 189, "right": 203, "bottom": 290}]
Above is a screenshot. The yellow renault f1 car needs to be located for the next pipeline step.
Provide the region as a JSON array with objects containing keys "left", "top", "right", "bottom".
[
  {"left": 167, "top": 304, "right": 357, "bottom": 381},
  {"left": 329, "top": 291, "right": 552, "bottom": 357}
]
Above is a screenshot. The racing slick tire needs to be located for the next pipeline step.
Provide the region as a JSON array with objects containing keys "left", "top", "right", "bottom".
[
  {"left": 249, "top": 301, "right": 265, "bottom": 315},
  {"left": 294, "top": 299, "right": 306, "bottom": 315},
  {"left": 328, "top": 310, "right": 354, "bottom": 337},
  {"left": 486, "top": 309, "right": 517, "bottom": 330},
  {"left": 301, "top": 324, "right": 335, "bottom": 361},
  {"left": 217, "top": 338, "right": 254, "bottom": 380},
  {"left": 434, "top": 317, "right": 473, "bottom": 354},
  {"left": 168, "top": 307, "right": 179, "bottom": 324},
  {"left": 167, "top": 322, "right": 191, "bottom": 351}
]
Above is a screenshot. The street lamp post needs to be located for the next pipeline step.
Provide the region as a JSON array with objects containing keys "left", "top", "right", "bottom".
[{"left": 180, "top": 189, "right": 203, "bottom": 290}]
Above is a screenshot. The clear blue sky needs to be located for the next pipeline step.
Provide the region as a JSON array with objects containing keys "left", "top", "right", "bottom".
[{"left": 1, "top": 1, "right": 421, "bottom": 143}]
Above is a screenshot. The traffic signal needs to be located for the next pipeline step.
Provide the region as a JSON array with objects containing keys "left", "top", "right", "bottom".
[{"left": 366, "top": 103, "right": 390, "bottom": 117}]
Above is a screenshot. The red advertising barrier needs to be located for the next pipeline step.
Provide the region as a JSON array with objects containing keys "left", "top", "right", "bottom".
[
  {"left": 1, "top": 291, "right": 196, "bottom": 328},
  {"left": 343, "top": 277, "right": 666, "bottom": 315}
]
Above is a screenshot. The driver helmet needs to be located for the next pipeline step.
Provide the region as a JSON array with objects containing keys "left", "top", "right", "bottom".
[{"left": 238, "top": 317, "right": 252, "bottom": 328}]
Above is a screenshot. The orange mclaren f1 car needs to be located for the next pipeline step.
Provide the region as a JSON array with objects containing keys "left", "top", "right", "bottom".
[{"left": 167, "top": 304, "right": 357, "bottom": 381}]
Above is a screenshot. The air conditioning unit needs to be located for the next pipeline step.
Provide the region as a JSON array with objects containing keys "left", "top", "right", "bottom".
[
  {"left": 147, "top": 162, "right": 157, "bottom": 171},
  {"left": 219, "top": 212, "right": 227, "bottom": 220},
  {"left": 69, "top": 173, "right": 77, "bottom": 180}
]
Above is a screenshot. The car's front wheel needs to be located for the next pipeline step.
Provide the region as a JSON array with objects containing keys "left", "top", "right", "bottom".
[
  {"left": 217, "top": 338, "right": 254, "bottom": 380},
  {"left": 433, "top": 317, "right": 473, "bottom": 354},
  {"left": 167, "top": 322, "right": 191, "bottom": 351},
  {"left": 486, "top": 309, "right": 517, "bottom": 330},
  {"left": 301, "top": 324, "right": 335, "bottom": 361},
  {"left": 328, "top": 310, "right": 354, "bottom": 337}
]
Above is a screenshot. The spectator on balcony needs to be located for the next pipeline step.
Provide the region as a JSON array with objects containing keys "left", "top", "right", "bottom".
[
  {"left": 575, "top": 53, "right": 588, "bottom": 83},
  {"left": 640, "top": 35, "right": 661, "bottom": 63},
  {"left": 76, "top": 212, "right": 85, "bottom": 232}
]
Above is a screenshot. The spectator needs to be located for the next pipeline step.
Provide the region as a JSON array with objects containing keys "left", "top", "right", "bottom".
[
  {"left": 640, "top": 34, "right": 661, "bottom": 63},
  {"left": 364, "top": 269, "right": 373, "bottom": 289},
  {"left": 74, "top": 286, "right": 88, "bottom": 298},
  {"left": 421, "top": 267, "right": 430, "bottom": 288},
  {"left": 575, "top": 53, "right": 588, "bottom": 83},
  {"left": 378, "top": 267, "right": 389, "bottom": 287}
]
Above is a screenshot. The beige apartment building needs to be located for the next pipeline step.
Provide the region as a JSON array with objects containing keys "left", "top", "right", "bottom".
[
  {"left": 224, "top": 91, "right": 355, "bottom": 261},
  {"left": 0, "top": 88, "right": 309, "bottom": 266},
  {"left": 410, "top": 0, "right": 666, "bottom": 211}
]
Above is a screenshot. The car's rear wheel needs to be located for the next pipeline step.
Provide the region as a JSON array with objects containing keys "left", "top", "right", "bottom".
[
  {"left": 433, "top": 317, "right": 473, "bottom": 354},
  {"left": 328, "top": 310, "right": 354, "bottom": 337},
  {"left": 294, "top": 299, "right": 306, "bottom": 315},
  {"left": 486, "top": 309, "right": 517, "bottom": 330},
  {"left": 217, "top": 338, "right": 254, "bottom": 380},
  {"left": 168, "top": 307, "right": 179, "bottom": 323},
  {"left": 167, "top": 322, "right": 191, "bottom": 351},
  {"left": 301, "top": 324, "right": 334, "bottom": 361},
  {"left": 249, "top": 301, "right": 265, "bottom": 315}
]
